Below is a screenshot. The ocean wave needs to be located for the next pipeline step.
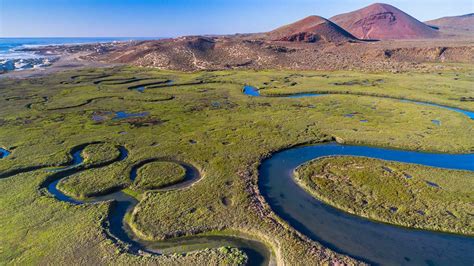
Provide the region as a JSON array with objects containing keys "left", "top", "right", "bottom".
[{"left": 0, "top": 57, "right": 59, "bottom": 73}]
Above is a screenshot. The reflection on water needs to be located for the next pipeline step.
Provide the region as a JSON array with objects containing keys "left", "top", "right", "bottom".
[{"left": 260, "top": 143, "right": 474, "bottom": 265}]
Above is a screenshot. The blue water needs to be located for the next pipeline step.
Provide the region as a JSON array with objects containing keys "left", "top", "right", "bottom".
[
  {"left": 129, "top": 80, "right": 173, "bottom": 93},
  {"left": 243, "top": 85, "right": 323, "bottom": 98},
  {"left": 113, "top": 111, "right": 149, "bottom": 120},
  {"left": 243, "top": 85, "right": 474, "bottom": 120},
  {"left": 46, "top": 146, "right": 128, "bottom": 204},
  {"left": 93, "top": 111, "right": 149, "bottom": 122},
  {"left": 278, "top": 143, "right": 474, "bottom": 171},
  {"left": 47, "top": 178, "right": 82, "bottom": 204},
  {"left": 0, "top": 148, "right": 11, "bottom": 159},
  {"left": 46, "top": 148, "right": 84, "bottom": 172},
  {"left": 0, "top": 37, "right": 159, "bottom": 59},
  {"left": 260, "top": 143, "right": 474, "bottom": 265},
  {"left": 400, "top": 99, "right": 474, "bottom": 120},
  {"left": 40, "top": 145, "right": 272, "bottom": 265},
  {"left": 243, "top": 85, "right": 261, "bottom": 96}
]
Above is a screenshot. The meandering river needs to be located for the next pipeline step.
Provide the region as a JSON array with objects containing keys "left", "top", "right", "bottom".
[
  {"left": 243, "top": 85, "right": 474, "bottom": 264},
  {"left": 2, "top": 85, "right": 473, "bottom": 265},
  {"left": 259, "top": 142, "right": 474, "bottom": 265},
  {"left": 243, "top": 85, "right": 474, "bottom": 120},
  {"left": 1, "top": 144, "right": 270, "bottom": 266}
]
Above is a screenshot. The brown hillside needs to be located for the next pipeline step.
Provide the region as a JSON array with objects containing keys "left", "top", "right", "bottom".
[
  {"left": 81, "top": 35, "right": 473, "bottom": 72},
  {"left": 330, "top": 3, "right": 438, "bottom": 40},
  {"left": 426, "top": 13, "right": 474, "bottom": 31},
  {"left": 264, "top": 15, "right": 357, "bottom": 43}
]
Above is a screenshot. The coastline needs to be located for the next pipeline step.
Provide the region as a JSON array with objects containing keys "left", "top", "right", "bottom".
[
  {"left": 0, "top": 37, "right": 159, "bottom": 78},
  {"left": 0, "top": 52, "right": 118, "bottom": 79}
]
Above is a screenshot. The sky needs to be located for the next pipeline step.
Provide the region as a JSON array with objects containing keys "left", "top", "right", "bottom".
[{"left": 1, "top": 0, "right": 473, "bottom": 37}]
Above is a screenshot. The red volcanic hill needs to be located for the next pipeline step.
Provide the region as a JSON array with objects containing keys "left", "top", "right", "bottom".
[
  {"left": 264, "top": 15, "right": 358, "bottom": 43},
  {"left": 425, "top": 13, "right": 474, "bottom": 31},
  {"left": 330, "top": 3, "right": 438, "bottom": 40}
]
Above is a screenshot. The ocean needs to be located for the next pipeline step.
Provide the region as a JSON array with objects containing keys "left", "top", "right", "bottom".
[{"left": 0, "top": 37, "right": 158, "bottom": 72}]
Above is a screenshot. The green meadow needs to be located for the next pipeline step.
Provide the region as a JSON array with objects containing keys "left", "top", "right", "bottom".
[
  {"left": 0, "top": 65, "right": 473, "bottom": 265},
  {"left": 295, "top": 156, "right": 474, "bottom": 235}
]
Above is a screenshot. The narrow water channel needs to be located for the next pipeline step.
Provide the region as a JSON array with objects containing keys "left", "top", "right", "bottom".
[
  {"left": 39, "top": 144, "right": 270, "bottom": 265},
  {"left": 243, "top": 85, "right": 474, "bottom": 120},
  {"left": 259, "top": 143, "right": 474, "bottom": 265}
]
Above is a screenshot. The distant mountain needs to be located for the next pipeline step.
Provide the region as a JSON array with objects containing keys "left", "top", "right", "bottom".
[
  {"left": 263, "top": 15, "right": 358, "bottom": 43},
  {"left": 425, "top": 13, "right": 474, "bottom": 31},
  {"left": 330, "top": 3, "right": 438, "bottom": 40}
]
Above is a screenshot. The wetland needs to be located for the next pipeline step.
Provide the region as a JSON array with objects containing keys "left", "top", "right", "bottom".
[{"left": 1, "top": 66, "right": 473, "bottom": 265}]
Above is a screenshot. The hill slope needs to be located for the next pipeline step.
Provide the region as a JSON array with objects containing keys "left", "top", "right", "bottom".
[
  {"left": 330, "top": 3, "right": 438, "bottom": 40},
  {"left": 426, "top": 13, "right": 474, "bottom": 31},
  {"left": 264, "top": 15, "right": 357, "bottom": 43}
]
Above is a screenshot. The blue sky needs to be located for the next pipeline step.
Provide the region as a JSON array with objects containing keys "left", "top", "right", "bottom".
[{"left": 1, "top": 0, "right": 473, "bottom": 37}]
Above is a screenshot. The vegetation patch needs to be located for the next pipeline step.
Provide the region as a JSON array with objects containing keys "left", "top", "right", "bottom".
[
  {"left": 218, "top": 246, "right": 248, "bottom": 265},
  {"left": 57, "top": 162, "right": 130, "bottom": 199},
  {"left": 295, "top": 156, "right": 474, "bottom": 235},
  {"left": 132, "top": 161, "right": 186, "bottom": 190},
  {"left": 81, "top": 142, "right": 120, "bottom": 166},
  {"left": 122, "top": 93, "right": 174, "bottom": 102}
]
